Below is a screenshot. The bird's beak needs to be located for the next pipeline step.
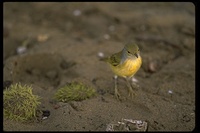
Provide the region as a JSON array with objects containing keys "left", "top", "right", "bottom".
[{"left": 134, "top": 53, "right": 138, "bottom": 58}]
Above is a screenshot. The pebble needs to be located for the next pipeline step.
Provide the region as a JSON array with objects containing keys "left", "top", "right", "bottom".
[
  {"left": 97, "top": 52, "right": 104, "bottom": 58},
  {"left": 73, "top": 9, "right": 81, "bottom": 16},
  {"left": 16, "top": 46, "right": 27, "bottom": 54},
  {"left": 42, "top": 110, "right": 50, "bottom": 119}
]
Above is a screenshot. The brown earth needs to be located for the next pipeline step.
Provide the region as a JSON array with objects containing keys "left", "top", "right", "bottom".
[{"left": 3, "top": 2, "right": 195, "bottom": 131}]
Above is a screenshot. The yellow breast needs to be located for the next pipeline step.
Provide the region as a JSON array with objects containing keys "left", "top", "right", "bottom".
[{"left": 110, "top": 56, "right": 142, "bottom": 78}]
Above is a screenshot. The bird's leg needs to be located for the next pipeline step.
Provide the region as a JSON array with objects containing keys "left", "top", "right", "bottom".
[
  {"left": 113, "top": 75, "right": 121, "bottom": 99},
  {"left": 125, "top": 77, "right": 136, "bottom": 97}
]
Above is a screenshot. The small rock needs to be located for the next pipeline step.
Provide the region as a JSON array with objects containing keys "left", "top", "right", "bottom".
[
  {"left": 168, "top": 90, "right": 173, "bottom": 94},
  {"left": 73, "top": 9, "right": 81, "bottom": 16},
  {"left": 16, "top": 46, "right": 27, "bottom": 54},
  {"left": 37, "top": 34, "right": 49, "bottom": 42},
  {"left": 97, "top": 52, "right": 104, "bottom": 58},
  {"left": 42, "top": 110, "right": 50, "bottom": 118},
  {"left": 104, "top": 34, "right": 110, "bottom": 40},
  {"left": 53, "top": 104, "right": 61, "bottom": 109},
  {"left": 131, "top": 77, "right": 138, "bottom": 83},
  {"left": 106, "top": 118, "right": 148, "bottom": 131}
]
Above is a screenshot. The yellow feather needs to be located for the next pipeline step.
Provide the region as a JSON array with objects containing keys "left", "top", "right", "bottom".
[{"left": 109, "top": 56, "right": 142, "bottom": 78}]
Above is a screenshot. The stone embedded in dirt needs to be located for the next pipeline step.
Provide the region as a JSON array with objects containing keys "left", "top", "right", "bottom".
[
  {"left": 37, "top": 34, "right": 49, "bottom": 42},
  {"left": 148, "top": 61, "right": 158, "bottom": 73},
  {"left": 73, "top": 9, "right": 82, "bottom": 16},
  {"left": 16, "top": 46, "right": 27, "bottom": 55},
  {"left": 97, "top": 52, "right": 105, "bottom": 58},
  {"left": 42, "top": 110, "right": 50, "bottom": 120},
  {"left": 53, "top": 104, "right": 61, "bottom": 110},
  {"left": 106, "top": 118, "right": 148, "bottom": 132}
]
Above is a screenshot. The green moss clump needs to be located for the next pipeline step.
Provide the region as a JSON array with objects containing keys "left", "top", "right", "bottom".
[
  {"left": 54, "top": 81, "right": 96, "bottom": 102},
  {"left": 3, "top": 83, "right": 41, "bottom": 122}
]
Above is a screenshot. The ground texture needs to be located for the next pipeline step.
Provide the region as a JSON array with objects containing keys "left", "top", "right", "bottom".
[{"left": 3, "top": 2, "right": 195, "bottom": 131}]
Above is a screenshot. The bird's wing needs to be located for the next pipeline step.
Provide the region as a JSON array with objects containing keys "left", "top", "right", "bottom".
[{"left": 108, "top": 52, "right": 122, "bottom": 66}]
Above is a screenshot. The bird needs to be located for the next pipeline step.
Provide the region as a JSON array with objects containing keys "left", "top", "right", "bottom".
[{"left": 101, "top": 42, "right": 142, "bottom": 99}]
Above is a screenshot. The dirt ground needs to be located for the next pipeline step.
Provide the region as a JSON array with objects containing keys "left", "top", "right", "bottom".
[{"left": 3, "top": 2, "right": 195, "bottom": 131}]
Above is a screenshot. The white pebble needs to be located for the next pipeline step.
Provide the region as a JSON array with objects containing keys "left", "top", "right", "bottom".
[
  {"left": 168, "top": 90, "right": 173, "bottom": 94},
  {"left": 17, "top": 46, "right": 27, "bottom": 54},
  {"left": 136, "top": 120, "right": 142, "bottom": 124},
  {"left": 98, "top": 52, "right": 104, "bottom": 58},
  {"left": 73, "top": 9, "right": 81, "bottom": 16},
  {"left": 131, "top": 77, "right": 138, "bottom": 83},
  {"left": 42, "top": 116, "right": 48, "bottom": 120},
  {"left": 114, "top": 75, "right": 118, "bottom": 79},
  {"left": 104, "top": 34, "right": 110, "bottom": 40}
]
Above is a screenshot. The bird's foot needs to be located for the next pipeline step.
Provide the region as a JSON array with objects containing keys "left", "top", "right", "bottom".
[
  {"left": 128, "top": 87, "right": 136, "bottom": 98},
  {"left": 115, "top": 88, "right": 122, "bottom": 101}
]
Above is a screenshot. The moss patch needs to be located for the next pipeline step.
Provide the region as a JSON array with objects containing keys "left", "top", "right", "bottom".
[
  {"left": 54, "top": 81, "right": 96, "bottom": 102},
  {"left": 3, "top": 83, "right": 41, "bottom": 122}
]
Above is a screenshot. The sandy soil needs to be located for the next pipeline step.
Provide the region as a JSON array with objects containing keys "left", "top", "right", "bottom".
[{"left": 3, "top": 2, "right": 195, "bottom": 131}]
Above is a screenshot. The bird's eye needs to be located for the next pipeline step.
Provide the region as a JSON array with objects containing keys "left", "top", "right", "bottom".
[{"left": 127, "top": 51, "right": 131, "bottom": 54}]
